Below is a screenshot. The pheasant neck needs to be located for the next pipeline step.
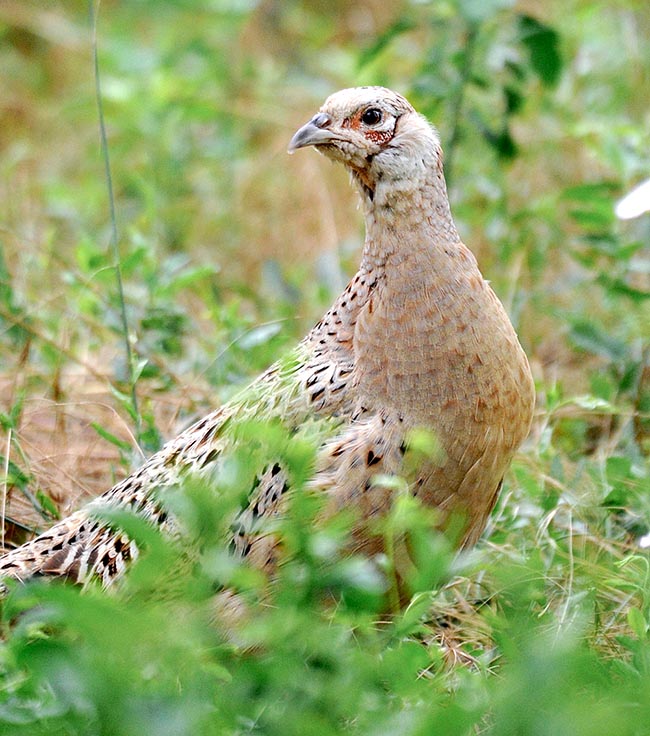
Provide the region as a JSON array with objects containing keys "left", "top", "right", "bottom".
[
  {"left": 351, "top": 163, "right": 487, "bottom": 423},
  {"left": 359, "top": 172, "right": 464, "bottom": 284}
]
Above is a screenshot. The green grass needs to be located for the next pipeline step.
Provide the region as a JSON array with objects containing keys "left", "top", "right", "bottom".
[{"left": 1, "top": 1, "right": 650, "bottom": 733}]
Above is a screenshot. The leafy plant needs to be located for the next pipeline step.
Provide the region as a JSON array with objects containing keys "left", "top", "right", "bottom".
[{"left": 1, "top": 1, "right": 650, "bottom": 733}]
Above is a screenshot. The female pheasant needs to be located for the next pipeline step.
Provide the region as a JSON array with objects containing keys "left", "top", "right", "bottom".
[{"left": 0, "top": 87, "right": 535, "bottom": 587}]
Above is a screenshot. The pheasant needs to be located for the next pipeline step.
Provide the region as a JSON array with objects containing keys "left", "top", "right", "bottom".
[{"left": 0, "top": 87, "right": 535, "bottom": 589}]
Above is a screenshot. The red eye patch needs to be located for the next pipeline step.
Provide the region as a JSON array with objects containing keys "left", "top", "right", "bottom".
[
  {"left": 344, "top": 111, "right": 393, "bottom": 144},
  {"left": 363, "top": 129, "right": 393, "bottom": 144}
]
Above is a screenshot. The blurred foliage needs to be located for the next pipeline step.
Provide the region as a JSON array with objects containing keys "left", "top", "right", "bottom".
[
  {"left": 0, "top": 0, "right": 650, "bottom": 732},
  {"left": 1, "top": 424, "right": 650, "bottom": 735}
]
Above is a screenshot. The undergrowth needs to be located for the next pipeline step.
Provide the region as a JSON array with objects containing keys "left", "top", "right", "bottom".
[
  {"left": 1, "top": 0, "right": 650, "bottom": 733},
  {"left": 0, "top": 425, "right": 649, "bottom": 735}
]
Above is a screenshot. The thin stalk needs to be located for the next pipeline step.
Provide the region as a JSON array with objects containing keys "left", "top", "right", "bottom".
[
  {"left": 1, "top": 429, "right": 10, "bottom": 550},
  {"left": 89, "top": 0, "right": 141, "bottom": 440}
]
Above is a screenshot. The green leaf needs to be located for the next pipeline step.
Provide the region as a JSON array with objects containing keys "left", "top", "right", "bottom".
[
  {"left": 569, "top": 209, "right": 613, "bottom": 229},
  {"left": 109, "top": 384, "right": 138, "bottom": 422},
  {"left": 163, "top": 264, "right": 218, "bottom": 294},
  {"left": 581, "top": 236, "right": 642, "bottom": 261},
  {"left": 518, "top": 14, "right": 562, "bottom": 86},
  {"left": 0, "top": 456, "right": 30, "bottom": 489},
  {"left": 471, "top": 112, "right": 518, "bottom": 159},
  {"left": 488, "top": 126, "right": 517, "bottom": 159},
  {"left": 91, "top": 422, "right": 132, "bottom": 452},
  {"left": 504, "top": 85, "right": 524, "bottom": 115},
  {"left": 571, "top": 395, "right": 616, "bottom": 413},
  {"left": 627, "top": 607, "right": 648, "bottom": 639},
  {"left": 563, "top": 183, "right": 619, "bottom": 202},
  {"left": 35, "top": 490, "right": 60, "bottom": 520},
  {"left": 132, "top": 358, "right": 150, "bottom": 383},
  {"left": 568, "top": 321, "right": 627, "bottom": 362},
  {"left": 596, "top": 274, "right": 650, "bottom": 302},
  {"left": 357, "top": 18, "right": 415, "bottom": 69}
]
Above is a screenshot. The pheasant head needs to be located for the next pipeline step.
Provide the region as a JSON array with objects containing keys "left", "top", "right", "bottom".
[{"left": 288, "top": 86, "right": 444, "bottom": 204}]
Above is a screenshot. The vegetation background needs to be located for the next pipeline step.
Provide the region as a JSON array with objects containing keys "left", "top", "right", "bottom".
[{"left": 0, "top": 0, "right": 649, "bottom": 733}]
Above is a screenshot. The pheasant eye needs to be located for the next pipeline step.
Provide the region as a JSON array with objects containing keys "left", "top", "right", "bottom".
[{"left": 361, "top": 108, "right": 382, "bottom": 126}]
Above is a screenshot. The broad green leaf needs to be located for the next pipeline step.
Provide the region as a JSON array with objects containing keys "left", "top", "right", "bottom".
[{"left": 518, "top": 14, "right": 562, "bottom": 86}]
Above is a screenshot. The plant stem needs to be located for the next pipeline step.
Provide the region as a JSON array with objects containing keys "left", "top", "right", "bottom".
[{"left": 89, "top": 0, "right": 141, "bottom": 442}]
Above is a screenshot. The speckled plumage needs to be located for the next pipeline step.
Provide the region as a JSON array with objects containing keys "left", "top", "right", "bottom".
[{"left": 0, "top": 87, "right": 535, "bottom": 588}]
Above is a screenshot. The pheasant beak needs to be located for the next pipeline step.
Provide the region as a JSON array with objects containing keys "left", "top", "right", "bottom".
[{"left": 288, "top": 113, "right": 336, "bottom": 153}]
